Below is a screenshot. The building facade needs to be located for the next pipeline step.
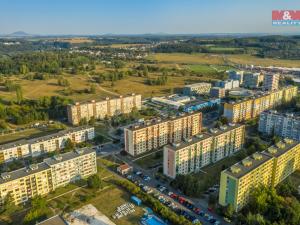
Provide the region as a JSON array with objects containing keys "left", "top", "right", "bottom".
[
  {"left": 183, "top": 83, "right": 212, "bottom": 96},
  {"left": 0, "top": 148, "right": 96, "bottom": 205},
  {"left": 259, "top": 110, "right": 300, "bottom": 141},
  {"left": 243, "top": 72, "right": 264, "bottom": 89},
  {"left": 263, "top": 73, "right": 279, "bottom": 91},
  {"left": 67, "top": 94, "right": 142, "bottom": 125},
  {"left": 124, "top": 112, "right": 202, "bottom": 156},
  {"left": 219, "top": 139, "right": 300, "bottom": 212},
  {"left": 228, "top": 70, "right": 244, "bottom": 84},
  {"left": 215, "top": 79, "right": 239, "bottom": 90},
  {"left": 163, "top": 124, "right": 245, "bottom": 178},
  {"left": 223, "top": 86, "right": 298, "bottom": 123},
  {"left": 0, "top": 126, "right": 95, "bottom": 163},
  {"left": 210, "top": 87, "right": 226, "bottom": 98}
]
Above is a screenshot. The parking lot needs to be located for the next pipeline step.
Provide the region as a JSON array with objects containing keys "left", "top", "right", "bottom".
[{"left": 121, "top": 165, "right": 224, "bottom": 225}]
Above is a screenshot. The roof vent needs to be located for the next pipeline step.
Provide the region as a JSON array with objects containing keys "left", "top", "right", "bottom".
[
  {"left": 268, "top": 146, "right": 278, "bottom": 154},
  {"left": 196, "top": 134, "right": 203, "bottom": 139},
  {"left": 1, "top": 173, "right": 10, "bottom": 180},
  {"left": 230, "top": 165, "right": 241, "bottom": 174},
  {"left": 242, "top": 159, "right": 252, "bottom": 167},
  {"left": 284, "top": 138, "right": 293, "bottom": 144},
  {"left": 220, "top": 125, "right": 227, "bottom": 131},
  {"left": 29, "top": 164, "right": 38, "bottom": 171},
  {"left": 209, "top": 128, "right": 218, "bottom": 134},
  {"left": 172, "top": 143, "right": 181, "bottom": 147},
  {"left": 253, "top": 153, "right": 263, "bottom": 160},
  {"left": 75, "top": 149, "right": 84, "bottom": 154},
  {"left": 276, "top": 142, "right": 285, "bottom": 149},
  {"left": 54, "top": 155, "right": 63, "bottom": 161}
]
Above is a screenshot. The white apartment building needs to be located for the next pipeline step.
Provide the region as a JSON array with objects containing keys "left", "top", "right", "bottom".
[
  {"left": 0, "top": 148, "right": 96, "bottom": 205},
  {"left": 124, "top": 112, "right": 202, "bottom": 156},
  {"left": 0, "top": 126, "right": 95, "bottom": 163},
  {"left": 44, "top": 148, "right": 97, "bottom": 188},
  {"left": 183, "top": 82, "right": 212, "bottom": 96},
  {"left": 163, "top": 123, "right": 245, "bottom": 178},
  {"left": 259, "top": 110, "right": 300, "bottom": 141},
  {"left": 263, "top": 73, "right": 279, "bottom": 91},
  {"left": 67, "top": 94, "right": 142, "bottom": 125},
  {"left": 215, "top": 79, "right": 239, "bottom": 90}
]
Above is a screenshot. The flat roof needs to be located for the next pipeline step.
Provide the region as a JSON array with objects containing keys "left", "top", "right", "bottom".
[
  {"left": 44, "top": 147, "right": 95, "bottom": 166},
  {"left": 0, "top": 162, "right": 50, "bottom": 184},
  {"left": 223, "top": 152, "right": 273, "bottom": 179},
  {"left": 262, "top": 139, "right": 300, "bottom": 158},
  {"left": 126, "top": 111, "right": 201, "bottom": 131},
  {"left": 0, "top": 126, "right": 93, "bottom": 151},
  {"left": 165, "top": 123, "right": 244, "bottom": 151},
  {"left": 225, "top": 86, "right": 296, "bottom": 105},
  {"left": 184, "top": 82, "right": 211, "bottom": 88},
  {"left": 69, "top": 93, "right": 141, "bottom": 106},
  {"left": 28, "top": 125, "right": 93, "bottom": 144}
]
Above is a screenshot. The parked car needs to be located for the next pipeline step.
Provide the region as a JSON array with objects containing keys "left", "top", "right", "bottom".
[{"left": 224, "top": 217, "right": 232, "bottom": 223}]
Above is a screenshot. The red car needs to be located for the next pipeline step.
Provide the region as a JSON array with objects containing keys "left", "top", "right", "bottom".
[
  {"left": 170, "top": 193, "right": 178, "bottom": 199},
  {"left": 207, "top": 207, "right": 213, "bottom": 212},
  {"left": 193, "top": 207, "right": 201, "bottom": 214}
]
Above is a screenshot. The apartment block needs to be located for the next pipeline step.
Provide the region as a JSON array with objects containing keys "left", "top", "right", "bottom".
[
  {"left": 0, "top": 126, "right": 95, "bottom": 163},
  {"left": 215, "top": 79, "right": 239, "bottom": 90},
  {"left": 124, "top": 112, "right": 202, "bottom": 156},
  {"left": 0, "top": 148, "right": 96, "bottom": 205},
  {"left": 67, "top": 94, "right": 142, "bottom": 125},
  {"left": 263, "top": 73, "right": 279, "bottom": 91},
  {"left": 163, "top": 124, "right": 245, "bottom": 179},
  {"left": 183, "top": 82, "right": 212, "bottom": 96},
  {"left": 259, "top": 110, "right": 300, "bottom": 141},
  {"left": 243, "top": 72, "right": 264, "bottom": 89},
  {"left": 223, "top": 86, "right": 298, "bottom": 123},
  {"left": 210, "top": 87, "right": 226, "bottom": 98},
  {"left": 219, "top": 139, "right": 300, "bottom": 212},
  {"left": 228, "top": 70, "right": 244, "bottom": 84}
]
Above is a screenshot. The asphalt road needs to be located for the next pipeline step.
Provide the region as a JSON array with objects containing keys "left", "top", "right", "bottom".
[{"left": 113, "top": 154, "right": 229, "bottom": 225}]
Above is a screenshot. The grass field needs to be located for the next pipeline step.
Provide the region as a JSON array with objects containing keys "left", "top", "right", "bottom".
[
  {"left": 0, "top": 74, "right": 115, "bottom": 102},
  {"left": 148, "top": 52, "right": 300, "bottom": 68},
  {"left": 148, "top": 53, "right": 225, "bottom": 65},
  {"left": 225, "top": 54, "right": 300, "bottom": 67}
]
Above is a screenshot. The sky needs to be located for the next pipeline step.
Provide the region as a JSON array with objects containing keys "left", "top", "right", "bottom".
[{"left": 0, "top": 0, "right": 300, "bottom": 35}]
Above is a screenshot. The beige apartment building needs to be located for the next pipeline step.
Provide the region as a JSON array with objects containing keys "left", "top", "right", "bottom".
[
  {"left": 219, "top": 139, "right": 300, "bottom": 212},
  {"left": 0, "top": 148, "right": 96, "bottom": 205},
  {"left": 0, "top": 126, "right": 95, "bottom": 163},
  {"left": 124, "top": 112, "right": 202, "bottom": 156},
  {"left": 163, "top": 124, "right": 245, "bottom": 178},
  {"left": 224, "top": 86, "right": 298, "bottom": 123},
  {"left": 67, "top": 94, "right": 142, "bottom": 125}
]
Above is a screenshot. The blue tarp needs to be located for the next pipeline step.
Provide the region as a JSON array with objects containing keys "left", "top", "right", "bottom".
[{"left": 131, "top": 195, "right": 142, "bottom": 206}]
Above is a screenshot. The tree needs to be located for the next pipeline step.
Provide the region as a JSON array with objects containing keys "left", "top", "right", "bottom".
[
  {"left": 0, "top": 193, "right": 15, "bottom": 215},
  {"left": 245, "top": 213, "right": 266, "bottom": 225},
  {"left": 64, "top": 138, "right": 74, "bottom": 151},
  {"left": 23, "top": 197, "right": 48, "bottom": 224},
  {"left": 223, "top": 204, "right": 234, "bottom": 219},
  {"left": 16, "top": 85, "right": 23, "bottom": 104},
  {"left": 87, "top": 174, "right": 102, "bottom": 189}
]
